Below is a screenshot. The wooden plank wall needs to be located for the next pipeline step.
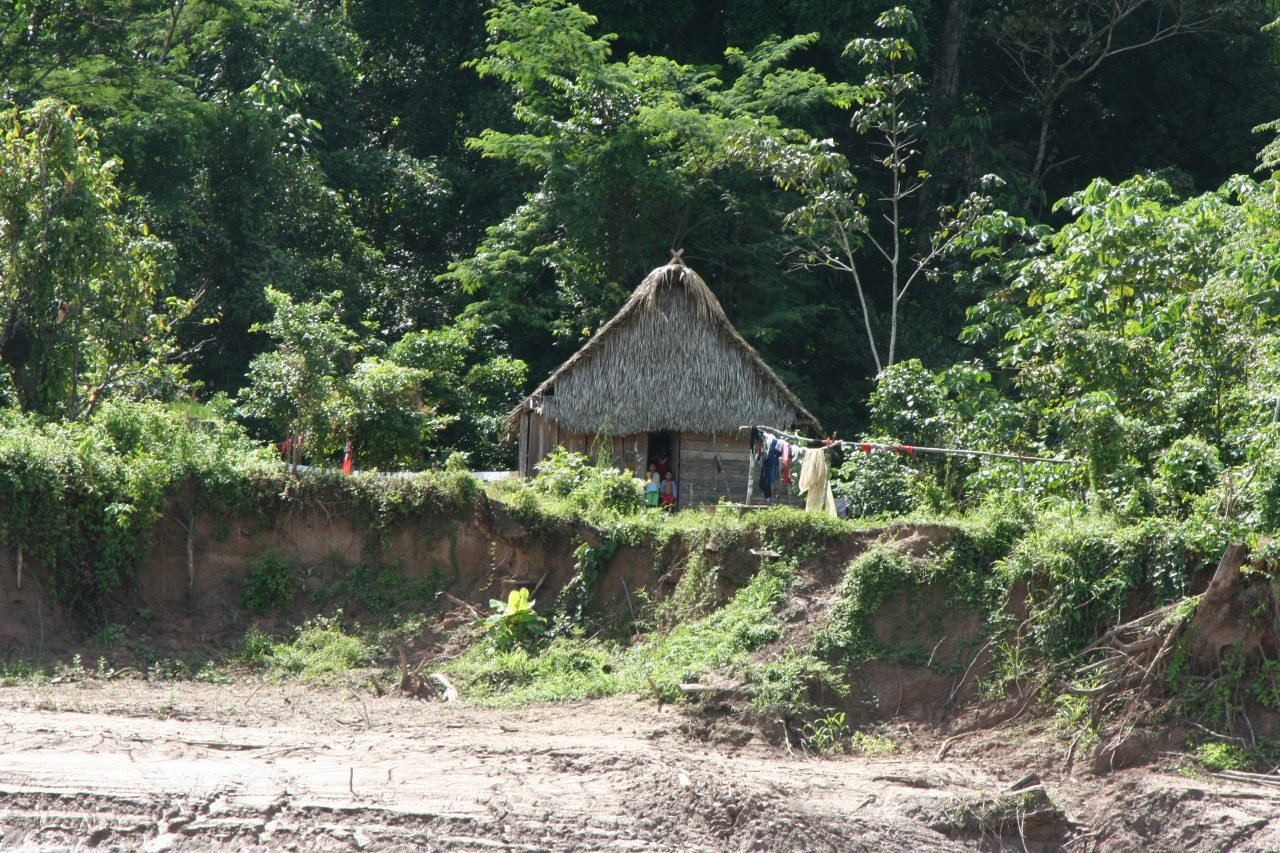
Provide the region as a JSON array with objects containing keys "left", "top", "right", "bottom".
[
  {"left": 521, "top": 413, "right": 639, "bottom": 476},
  {"left": 520, "top": 411, "right": 564, "bottom": 477},
  {"left": 677, "top": 432, "right": 750, "bottom": 506},
  {"left": 519, "top": 420, "right": 804, "bottom": 509},
  {"left": 680, "top": 431, "right": 806, "bottom": 508}
]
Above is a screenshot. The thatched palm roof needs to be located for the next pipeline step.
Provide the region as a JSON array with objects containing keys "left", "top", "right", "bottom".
[{"left": 508, "top": 260, "right": 821, "bottom": 438}]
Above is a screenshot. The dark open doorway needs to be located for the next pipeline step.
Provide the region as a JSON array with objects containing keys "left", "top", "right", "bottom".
[{"left": 646, "top": 431, "right": 679, "bottom": 509}]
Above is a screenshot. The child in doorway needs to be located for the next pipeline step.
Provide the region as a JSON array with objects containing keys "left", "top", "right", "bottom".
[
  {"left": 645, "top": 464, "right": 661, "bottom": 507},
  {"left": 660, "top": 470, "right": 677, "bottom": 510}
]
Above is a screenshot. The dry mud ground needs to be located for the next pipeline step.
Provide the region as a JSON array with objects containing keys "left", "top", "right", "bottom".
[{"left": 1, "top": 681, "right": 1280, "bottom": 852}]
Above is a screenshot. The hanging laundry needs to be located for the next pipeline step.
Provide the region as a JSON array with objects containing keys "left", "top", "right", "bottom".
[
  {"left": 797, "top": 446, "right": 838, "bottom": 517},
  {"left": 759, "top": 436, "right": 784, "bottom": 500},
  {"left": 829, "top": 442, "right": 846, "bottom": 469},
  {"left": 780, "top": 442, "right": 793, "bottom": 486}
]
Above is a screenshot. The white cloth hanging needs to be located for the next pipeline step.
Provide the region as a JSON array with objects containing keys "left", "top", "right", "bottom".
[{"left": 797, "top": 446, "right": 837, "bottom": 517}]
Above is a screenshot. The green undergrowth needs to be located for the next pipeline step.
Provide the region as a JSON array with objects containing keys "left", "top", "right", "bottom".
[
  {"left": 0, "top": 401, "right": 277, "bottom": 625},
  {"left": 443, "top": 490, "right": 1223, "bottom": 731},
  {"left": 491, "top": 474, "right": 877, "bottom": 551},
  {"left": 237, "top": 614, "right": 381, "bottom": 683},
  {"left": 816, "top": 496, "right": 1034, "bottom": 668},
  {"left": 273, "top": 466, "right": 480, "bottom": 542},
  {"left": 230, "top": 559, "right": 447, "bottom": 683},
  {"left": 1181, "top": 735, "right": 1280, "bottom": 775},
  {"left": 238, "top": 548, "right": 448, "bottom": 617},
  {"left": 995, "top": 512, "right": 1212, "bottom": 665},
  {"left": 1, "top": 431, "right": 1235, "bottom": 744},
  {"left": 0, "top": 660, "right": 47, "bottom": 686},
  {"left": 0, "top": 401, "right": 483, "bottom": 630},
  {"left": 444, "top": 556, "right": 797, "bottom": 705},
  {"left": 818, "top": 500, "right": 1216, "bottom": 680}
]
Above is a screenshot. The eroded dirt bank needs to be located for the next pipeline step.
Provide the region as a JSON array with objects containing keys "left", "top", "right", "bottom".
[{"left": 2, "top": 681, "right": 1279, "bottom": 852}]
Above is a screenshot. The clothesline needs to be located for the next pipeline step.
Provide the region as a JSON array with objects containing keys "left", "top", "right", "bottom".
[
  {"left": 748, "top": 424, "right": 838, "bottom": 514},
  {"left": 740, "top": 425, "right": 1078, "bottom": 466}
]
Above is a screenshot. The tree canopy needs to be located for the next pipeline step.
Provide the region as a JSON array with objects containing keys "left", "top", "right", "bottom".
[{"left": 0, "top": 0, "right": 1278, "bottom": 476}]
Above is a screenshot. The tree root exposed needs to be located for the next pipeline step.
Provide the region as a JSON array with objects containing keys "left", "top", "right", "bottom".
[{"left": 1065, "top": 543, "right": 1280, "bottom": 760}]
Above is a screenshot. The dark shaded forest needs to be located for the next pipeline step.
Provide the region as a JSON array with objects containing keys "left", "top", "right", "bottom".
[{"left": 3, "top": 0, "right": 1280, "bottom": 470}]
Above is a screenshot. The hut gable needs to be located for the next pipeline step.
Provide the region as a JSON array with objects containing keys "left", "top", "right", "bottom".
[{"left": 510, "top": 261, "right": 820, "bottom": 437}]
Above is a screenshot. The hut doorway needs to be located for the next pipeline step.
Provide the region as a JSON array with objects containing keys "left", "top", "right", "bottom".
[{"left": 646, "top": 431, "right": 680, "bottom": 509}]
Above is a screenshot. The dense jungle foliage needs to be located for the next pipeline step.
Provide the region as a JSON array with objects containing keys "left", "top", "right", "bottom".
[
  {"left": 10, "top": 0, "right": 1280, "bottom": 671},
  {"left": 4, "top": 0, "right": 1280, "bottom": 459},
  {"left": 12, "top": 2, "right": 1280, "bottom": 776}
]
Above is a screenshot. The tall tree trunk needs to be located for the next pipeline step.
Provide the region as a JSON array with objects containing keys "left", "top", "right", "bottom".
[
  {"left": 915, "top": 0, "right": 972, "bottom": 251},
  {"left": 1028, "top": 100, "right": 1055, "bottom": 208},
  {"left": 932, "top": 0, "right": 970, "bottom": 106}
]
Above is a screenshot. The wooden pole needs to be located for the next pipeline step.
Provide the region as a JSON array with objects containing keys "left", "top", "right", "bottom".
[{"left": 187, "top": 509, "right": 196, "bottom": 597}]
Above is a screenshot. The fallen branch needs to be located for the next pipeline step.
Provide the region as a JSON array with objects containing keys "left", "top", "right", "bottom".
[
  {"left": 1214, "top": 770, "right": 1280, "bottom": 790},
  {"left": 438, "top": 592, "right": 480, "bottom": 619}
]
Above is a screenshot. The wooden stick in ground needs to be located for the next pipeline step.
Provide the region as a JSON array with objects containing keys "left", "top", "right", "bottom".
[
  {"left": 398, "top": 644, "right": 412, "bottom": 693},
  {"left": 778, "top": 720, "right": 794, "bottom": 757},
  {"left": 947, "top": 638, "right": 994, "bottom": 705},
  {"left": 185, "top": 510, "right": 195, "bottom": 597},
  {"left": 347, "top": 688, "right": 370, "bottom": 728},
  {"left": 620, "top": 577, "right": 640, "bottom": 638}
]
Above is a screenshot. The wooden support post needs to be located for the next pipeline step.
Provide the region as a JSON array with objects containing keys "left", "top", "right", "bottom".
[{"left": 186, "top": 510, "right": 196, "bottom": 597}]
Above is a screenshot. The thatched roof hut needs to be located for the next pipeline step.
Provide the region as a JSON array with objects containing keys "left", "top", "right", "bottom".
[
  {"left": 509, "top": 259, "right": 819, "bottom": 506},
  {"left": 510, "top": 260, "right": 819, "bottom": 438}
]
